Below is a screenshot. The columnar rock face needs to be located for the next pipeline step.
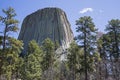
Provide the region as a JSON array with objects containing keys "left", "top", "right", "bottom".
[{"left": 18, "top": 8, "right": 74, "bottom": 53}]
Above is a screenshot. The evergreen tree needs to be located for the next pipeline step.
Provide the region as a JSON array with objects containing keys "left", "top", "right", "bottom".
[
  {"left": 97, "top": 34, "right": 109, "bottom": 79},
  {"left": 0, "top": 7, "right": 19, "bottom": 50},
  {"left": 100, "top": 19, "right": 120, "bottom": 79},
  {"left": 105, "top": 19, "right": 120, "bottom": 61},
  {"left": 67, "top": 42, "right": 83, "bottom": 80},
  {"left": 41, "top": 38, "right": 55, "bottom": 71},
  {"left": 0, "top": 7, "right": 21, "bottom": 80},
  {"left": 1, "top": 38, "right": 23, "bottom": 80},
  {"left": 41, "top": 38, "right": 56, "bottom": 80},
  {"left": 22, "top": 40, "right": 43, "bottom": 80},
  {"left": 75, "top": 16, "right": 98, "bottom": 80}
]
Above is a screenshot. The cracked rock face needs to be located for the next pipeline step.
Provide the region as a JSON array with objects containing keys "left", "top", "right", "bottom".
[{"left": 18, "top": 8, "right": 74, "bottom": 53}]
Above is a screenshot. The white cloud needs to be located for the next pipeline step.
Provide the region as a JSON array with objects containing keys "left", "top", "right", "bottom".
[{"left": 80, "top": 8, "right": 93, "bottom": 14}]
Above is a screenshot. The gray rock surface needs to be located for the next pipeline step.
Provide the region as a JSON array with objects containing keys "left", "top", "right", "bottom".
[{"left": 18, "top": 8, "right": 74, "bottom": 53}]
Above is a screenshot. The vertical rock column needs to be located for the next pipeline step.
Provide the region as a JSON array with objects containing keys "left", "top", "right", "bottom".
[{"left": 18, "top": 8, "right": 74, "bottom": 54}]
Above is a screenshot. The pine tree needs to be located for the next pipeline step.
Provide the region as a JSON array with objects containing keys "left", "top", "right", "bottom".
[
  {"left": 2, "top": 38, "right": 23, "bottom": 80},
  {"left": 102, "top": 19, "right": 120, "bottom": 79},
  {"left": 97, "top": 34, "right": 110, "bottom": 79},
  {"left": 105, "top": 19, "right": 120, "bottom": 61},
  {"left": 0, "top": 7, "right": 21, "bottom": 80},
  {"left": 22, "top": 40, "right": 43, "bottom": 80},
  {"left": 67, "top": 41, "right": 83, "bottom": 80},
  {"left": 75, "top": 16, "right": 98, "bottom": 80},
  {"left": 0, "top": 7, "right": 19, "bottom": 50},
  {"left": 41, "top": 38, "right": 56, "bottom": 80},
  {"left": 41, "top": 38, "right": 55, "bottom": 71}
]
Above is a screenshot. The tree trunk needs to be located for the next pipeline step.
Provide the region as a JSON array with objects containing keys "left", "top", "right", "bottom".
[
  {"left": 84, "top": 29, "right": 88, "bottom": 80},
  {"left": 3, "top": 24, "right": 7, "bottom": 51}
]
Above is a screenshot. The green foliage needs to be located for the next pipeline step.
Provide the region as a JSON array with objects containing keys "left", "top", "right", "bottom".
[
  {"left": 75, "top": 16, "right": 98, "bottom": 79},
  {"left": 1, "top": 38, "right": 23, "bottom": 80},
  {"left": 105, "top": 19, "right": 120, "bottom": 32},
  {"left": 97, "top": 19, "right": 120, "bottom": 60},
  {"left": 97, "top": 34, "right": 110, "bottom": 59},
  {"left": 0, "top": 7, "right": 19, "bottom": 50},
  {"left": 21, "top": 40, "right": 43, "bottom": 80},
  {"left": 96, "top": 19, "right": 120, "bottom": 80},
  {"left": 1, "top": 7, "right": 120, "bottom": 80},
  {"left": 67, "top": 42, "right": 83, "bottom": 79},
  {"left": 41, "top": 38, "right": 55, "bottom": 71},
  {"left": 0, "top": 7, "right": 23, "bottom": 80},
  {"left": 105, "top": 19, "right": 120, "bottom": 60},
  {"left": 67, "top": 42, "right": 81, "bottom": 71}
]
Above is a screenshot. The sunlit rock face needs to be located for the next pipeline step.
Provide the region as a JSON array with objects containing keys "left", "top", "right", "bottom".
[{"left": 18, "top": 8, "right": 74, "bottom": 54}]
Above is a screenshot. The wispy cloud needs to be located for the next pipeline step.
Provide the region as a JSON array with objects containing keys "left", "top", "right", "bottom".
[{"left": 80, "top": 8, "right": 93, "bottom": 14}]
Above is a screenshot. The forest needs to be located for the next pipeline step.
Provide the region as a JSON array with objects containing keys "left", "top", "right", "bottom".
[{"left": 0, "top": 7, "right": 120, "bottom": 80}]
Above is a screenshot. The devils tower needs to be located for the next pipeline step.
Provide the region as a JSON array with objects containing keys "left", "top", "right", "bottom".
[{"left": 18, "top": 8, "right": 74, "bottom": 53}]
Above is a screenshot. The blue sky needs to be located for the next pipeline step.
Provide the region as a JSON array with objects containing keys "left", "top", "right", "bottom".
[{"left": 0, "top": 0, "right": 120, "bottom": 37}]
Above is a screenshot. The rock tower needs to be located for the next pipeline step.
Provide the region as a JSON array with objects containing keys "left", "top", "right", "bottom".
[{"left": 18, "top": 8, "right": 74, "bottom": 54}]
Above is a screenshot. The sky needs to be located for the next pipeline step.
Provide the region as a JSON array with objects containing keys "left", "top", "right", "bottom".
[{"left": 0, "top": 0, "right": 120, "bottom": 38}]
